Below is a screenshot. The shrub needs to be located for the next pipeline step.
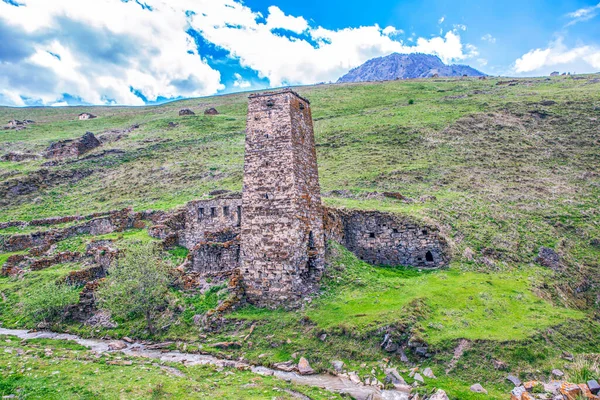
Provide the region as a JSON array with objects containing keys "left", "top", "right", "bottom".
[
  {"left": 96, "top": 241, "right": 172, "bottom": 334},
  {"left": 22, "top": 282, "right": 79, "bottom": 324},
  {"left": 567, "top": 355, "right": 600, "bottom": 383},
  {"left": 408, "top": 99, "right": 415, "bottom": 105}
]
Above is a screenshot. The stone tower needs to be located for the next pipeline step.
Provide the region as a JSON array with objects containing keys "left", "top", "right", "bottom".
[{"left": 240, "top": 89, "right": 325, "bottom": 307}]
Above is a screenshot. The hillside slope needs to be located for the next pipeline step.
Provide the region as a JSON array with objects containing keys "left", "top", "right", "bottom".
[
  {"left": 1, "top": 75, "right": 600, "bottom": 399},
  {"left": 337, "top": 53, "right": 485, "bottom": 82}
]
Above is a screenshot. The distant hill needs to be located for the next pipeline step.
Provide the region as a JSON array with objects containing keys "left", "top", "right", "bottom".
[{"left": 337, "top": 53, "right": 485, "bottom": 83}]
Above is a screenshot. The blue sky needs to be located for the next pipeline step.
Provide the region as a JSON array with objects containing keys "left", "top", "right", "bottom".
[{"left": 0, "top": 0, "right": 599, "bottom": 106}]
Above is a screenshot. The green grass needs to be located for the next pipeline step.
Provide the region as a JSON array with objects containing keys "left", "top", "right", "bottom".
[
  {"left": 1, "top": 76, "right": 600, "bottom": 399},
  {"left": 0, "top": 335, "right": 340, "bottom": 400},
  {"left": 305, "top": 245, "right": 584, "bottom": 343}
]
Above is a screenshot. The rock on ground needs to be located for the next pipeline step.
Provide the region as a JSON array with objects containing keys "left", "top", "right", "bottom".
[
  {"left": 507, "top": 374, "right": 522, "bottom": 386},
  {"left": 331, "top": 360, "right": 344, "bottom": 373},
  {"left": 551, "top": 369, "right": 564, "bottom": 377},
  {"left": 429, "top": 389, "right": 449, "bottom": 400},
  {"left": 535, "top": 247, "right": 562, "bottom": 271},
  {"left": 298, "top": 357, "right": 315, "bottom": 375},
  {"left": 108, "top": 340, "right": 127, "bottom": 351},
  {"left": 422, "top": 367, "right": 436, "bottom": 379},
  {"left": 470, "top": 383, "right": 488, "bottom": 394}
]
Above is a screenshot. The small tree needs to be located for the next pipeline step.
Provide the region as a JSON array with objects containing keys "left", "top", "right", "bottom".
[{"left": 97, "top": 241, "right": 171, "bottom": 335}]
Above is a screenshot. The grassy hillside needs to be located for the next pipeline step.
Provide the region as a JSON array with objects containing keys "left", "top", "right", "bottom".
[{"left": 1, "top": 75, "right": 600, "bottom": 399}]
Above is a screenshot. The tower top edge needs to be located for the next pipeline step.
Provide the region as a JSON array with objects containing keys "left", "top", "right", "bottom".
[{"left": 248, "top": 88, "right": 310, "bottom": 105}]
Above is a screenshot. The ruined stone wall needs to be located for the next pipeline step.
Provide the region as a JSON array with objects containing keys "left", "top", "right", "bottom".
[
  {"left": 188, "top": 238, "right": 240, "bottom": 275},
  {"left": 324, "top": 208, "right": 449, "bottom": 269},
  {"left": 179, "top": 196, "right": 242, "bottom": 249},
  {"left": 240, "top": 89, "right": 325, "bottom": 307},
  {"left": 44, "top": 132, "right": 101, "bottom": 159},
  {"left": 0, "top": 208, "right": 143, "bottom": 252}
]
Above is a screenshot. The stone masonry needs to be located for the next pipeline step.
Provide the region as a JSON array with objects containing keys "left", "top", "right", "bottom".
[
  {"left": 180, "top": 195, "right": 242, "bottom": 249},
  {"left": 143, "top": 89, "right": 449, "bottom": 306},
  {"left": 324, "top": 208, "right": 449, "bottom": 269},
  {"left": 240, "top": 89, "right": 326, "bottom": 307}
]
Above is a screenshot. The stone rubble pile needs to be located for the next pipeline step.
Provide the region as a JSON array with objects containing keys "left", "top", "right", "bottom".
[
  {"left": 509, "top": 377, "right": 600, "bottom": 399},
  {"left": 3, "top": 119, "right": 34, "bottom": 130}
]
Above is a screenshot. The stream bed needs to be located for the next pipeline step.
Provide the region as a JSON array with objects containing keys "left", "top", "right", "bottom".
[{"left": 0, "top": 328, "right": 410, "bottom": 400}]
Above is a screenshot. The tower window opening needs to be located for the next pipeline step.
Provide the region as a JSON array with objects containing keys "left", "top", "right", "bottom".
[
  {"left": 266, "top": 100, "right": 274, "bottom": 107},
  {"left": 210, "top": 207, "right": 216, "bottom": 217},
  {"left": 426, "top": 251, "right": 434, "bottom": 262},
  {"left": 223, "top": 206, "right": 229, "bottom": 216},
  {"left": 299, "top": 103, "right": 305, "bottom": 110},
  {"left": 393, "top": 228, "right": 398, "bottom": 233},
  {"left": 237, "top": 206, "right": 242, "bottom": 226},
  {"left": 422, "top": 230, "right": 428, "bottom": 235},
  {"left": 369, "top": 233, "right": 375, "bottom": 238},
  {"left": 308, "top": 231, "right": 315, "bottom": 250},
  {"left": 198, "top": 208, "right": 204, "bottom": 219}
]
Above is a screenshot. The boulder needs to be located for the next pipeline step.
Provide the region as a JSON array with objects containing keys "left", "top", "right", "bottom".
[
  {"left": 44, "top": 131, "right": 101, "bottom": 159},
  {"left": 179, "top": 109, "right": 195, "bottom": 116},
  {"left": 331, "top": 360, "right": 344, "bottom": 373},
  {"left": 543, "top": 381, "right": 562, "bottom": 394},
  {"left": 78, "top": 113, "right": 97, "bottom": 120},
  {"left": 384, "top": 368, "right": 406, "bottom": 386},
  {"left": 511, "top": 386, "right": 526, "bottom": 400},
  {"left": 560, "top": 383, "right": 582, "bottom": 399},
  {"left": 535, "top": 247, "right": 562, "bottom": 271},
  {"left": 470, "top": 383, "right": 487, "bottom": 394},
  {"left": 588, "top": 380, "right": 600, "bottom": 395},
  {"left": 422, "top": 367, "right": 436, "bottom": 379},
  {"left": 507, "top": 374, "right": 522, "bottom": 387},
  {"left": 429, "top": 389, "right": 449, "bottom": 400},
  {"left": 413, "top": 373, "right": 424, "bottom": 383},
  {"left": 108, "top": 341, "right": 127, "bottom": 351},
  {"left": 273, "top": 361, "right": 296, "bottom": 372},
  {"left": 298, "top": 357, "right": 315, "bottom": 375},
  {"left": 551, "top": 369, "right": 564, "bottom": 377},
  {"left": 578, "top": 384, "right": 595, "bottom": 398},
  {"left": 204, "top": 107, "right": 219, "bottom": 115},
  {"left": 415, "top": 346, "right": 428, "bottom": 357}
]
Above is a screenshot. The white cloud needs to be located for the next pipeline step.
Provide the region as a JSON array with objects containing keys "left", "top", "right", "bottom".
[
  {"left": 438, "top": 16, "right": 445, "bottom": 24},
  {"left": 453, "top": 24, "right": 467, "bottom": 31},
  {"left": 481, "top": 34, "right": 496, "bottom": 44},
  {"left": 0, "top": 0, "right": 478, "bottom": 105},
  {"left": 0, "top": 0, "right": 224, "bottom": 106},
  {"left": 514, "top": 37, "right": 600, "bottom": 74},
  {"left": 566, "top": 2, "right": 600, "bottom": 26},
  {"left": 265, "top": 6, "right": 308, "bottom": 34},
  {"left": 382, "top": 26, "right": 403, "bottom": 36},
  {"left": 189, "top": 5, "right": 476, "bottom": 87},
  {"left": 233, "top": 73, "right": 251, "bottom": 89}
]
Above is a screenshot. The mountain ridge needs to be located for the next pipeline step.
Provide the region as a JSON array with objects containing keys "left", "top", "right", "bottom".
[{"left": 338, "top": 52, "right": 486, "bottom": 83}]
